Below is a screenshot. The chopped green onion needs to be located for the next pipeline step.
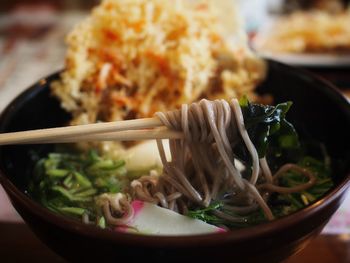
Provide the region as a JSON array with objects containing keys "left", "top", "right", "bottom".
[
  {"left": 52, "top": 186, "right": 92, "bottom": 202},
  {"left": 74, "top": 188, "right": 97, "bottom": 197},
  {"left": 301, "top": 192, "right": 316, "bottom": 202},
  {"left": 74, "top": 171, "right": 92, "bottom": 187},
  {"left": 301, "top": 194, "right": 309, "bottom": 205},
  {"left": 47, "top": 169, "right": 69, "bottom": 178},
  {"left": 63, "top": 174, "right": 73, "bottom": 188},
  {"left": 57, "top": 207, "right": 86, "bottom": 216},
  {"left": 89, "top": 159, "right": 125, "bottom": 171},
  {"left": 97, "top": 216, "right": 106, "bottom": 229}
]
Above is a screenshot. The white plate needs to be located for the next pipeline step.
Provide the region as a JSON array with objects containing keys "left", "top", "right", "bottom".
[
  {"left": 251, "top": 17, "right": 350, "bottom": 67},
  {"left": 255, "top": 51, "right": 350, "bottom": 67}
]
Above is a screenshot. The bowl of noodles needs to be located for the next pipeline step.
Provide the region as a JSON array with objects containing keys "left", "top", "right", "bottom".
[{"left": 0, "top": 0, "right": 350, "bottom": 262}]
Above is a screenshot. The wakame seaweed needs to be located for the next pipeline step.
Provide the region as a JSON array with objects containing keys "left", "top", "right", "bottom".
[{"left": 238, "top": 96, "right": 299, "bottom": 159}]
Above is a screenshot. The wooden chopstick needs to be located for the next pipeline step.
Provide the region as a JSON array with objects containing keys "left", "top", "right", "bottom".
[
  {"left": 18, "top": 129, "right": 184, "bottom": 144},
  {"left": 0, "top": 117, "right": 180, "bottom": 146}
]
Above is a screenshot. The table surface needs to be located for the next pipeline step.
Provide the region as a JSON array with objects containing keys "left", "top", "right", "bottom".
[{"left": 0, "top": 8, "right": 350, "bottom": 263}]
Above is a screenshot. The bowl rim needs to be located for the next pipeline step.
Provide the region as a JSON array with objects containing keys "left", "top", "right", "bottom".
[{"left": 0, "top": 60, "right": 349, "bottom": 247}]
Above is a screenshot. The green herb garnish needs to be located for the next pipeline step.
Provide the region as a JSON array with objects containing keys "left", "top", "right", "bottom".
[
  {"left": 187, "top": 202, "right": 224, "bottom": 225},
  {"left": 30, "top": 150, "right": 127, "bottom": 221}
]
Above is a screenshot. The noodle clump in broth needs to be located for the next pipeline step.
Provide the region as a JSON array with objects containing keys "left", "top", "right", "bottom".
[{"left": 101, "top": 99, "right": 317, "bottom": 227}]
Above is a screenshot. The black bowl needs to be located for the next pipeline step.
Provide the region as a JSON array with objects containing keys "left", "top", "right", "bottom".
[{"left": 0, "top": 60, "right": 349, "bottom": 263}]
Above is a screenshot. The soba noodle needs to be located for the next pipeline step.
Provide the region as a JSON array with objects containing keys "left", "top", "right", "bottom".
[{"left": 101, "top": 99, "right": 317, "bottom": 226}]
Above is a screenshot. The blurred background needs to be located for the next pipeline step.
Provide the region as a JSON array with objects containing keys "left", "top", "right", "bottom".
[
  {"left": 0, "top": 1, "right": 349, "bottom": 261},
  {"left": 1, "top": 0, "right": 349, "bottom": 109},
  {"left": 0, "top": 0, "right": 99, "bottom": 114},
  {"left": 1, "top": 0, "right": 349, "bottom": 111},
  {"left": 0, "top": 0, "right": 98, "bottom": 11}
]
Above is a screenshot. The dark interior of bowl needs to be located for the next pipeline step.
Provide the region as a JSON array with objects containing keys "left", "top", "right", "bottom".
[
  {"left": 0, "top": 60, "right": 349, "bottom": 262},
  {"left": 0, "top": 73, "right": 71, "bottom": 192}
]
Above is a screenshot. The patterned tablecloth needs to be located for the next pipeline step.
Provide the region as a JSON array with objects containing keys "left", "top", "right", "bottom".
[{"left": 0, "top": 9, "right": 349, "bottom": 234}]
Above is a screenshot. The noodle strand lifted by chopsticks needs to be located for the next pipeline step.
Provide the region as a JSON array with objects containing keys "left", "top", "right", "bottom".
[{"left": 103, "top": 99, "right": 317, "bottom": 226}]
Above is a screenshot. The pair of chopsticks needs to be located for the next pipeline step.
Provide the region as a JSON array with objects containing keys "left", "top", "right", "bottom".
[{"left": 0, "top": 117, "right": 184, "bottom": 146}]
